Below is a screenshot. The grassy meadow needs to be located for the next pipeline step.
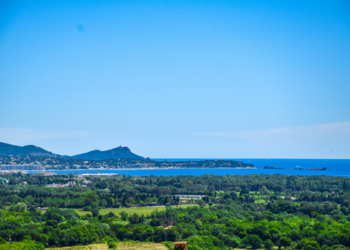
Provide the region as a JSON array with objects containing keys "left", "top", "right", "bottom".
[
  {"left": 73, "top": 204, "right": 198, "bottom": 216},
  {"left": 47, "top": 244, "right": 108, "bottom": 250},
  {"left": 117, "top": 242, "right": 168, "bottom": 249}
]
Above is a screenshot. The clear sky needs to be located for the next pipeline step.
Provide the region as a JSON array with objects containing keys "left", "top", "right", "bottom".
[{"left": 1, "top": 0, "right": 350, "bottom": 158}]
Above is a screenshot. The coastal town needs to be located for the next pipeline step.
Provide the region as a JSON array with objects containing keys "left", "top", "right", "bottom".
[
  {"left": 0, "top": 155, "right": 255, "bottom": 171},
  {"left": 0, "top": 155, "right": 328, "bottom": 173}
]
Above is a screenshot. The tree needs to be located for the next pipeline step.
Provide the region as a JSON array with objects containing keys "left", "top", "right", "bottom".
[
  {"left": 290, "top": 231, "right": 301, "bottom": 241},
  {"left": 260, "top": 186, "right": 270, "bottom": 195},
  {"left": 45, "top": 220, "right": 59, "bottom": 228},
  {"left": 8, "top": 179, "right": 16, "bottom": 185},
  {"left": 59, "top": 225, "right": 97, "bottom": 246},
  {"left": 100, "top": 199, "right": 107, "bottom": 207},
  {"left": 119, "top": 211, "right": 128, "bottom": 221},
  {"left": 25, "top": 195, "right": 35, "bottom": 204},
  {"left": 9, "top": 203, "right": 27, "bottom": 212},
  {"left": 264, "top": 239, "right": 274, "bottom": 250},
  {"left": 83, "top": 206, "right": 92, "bottom": 211},
  {"left": 107, "top": 212, "right": 115, "bottom": 218},
  {"left": 91, "top": 208, "right": 99, "bottom": 217},
  {"left": 197, "top": 200, "right": 205, "bottom": 208},
  {"left": 304, "top": 241, "right": 321, "bottom": 250},
  {"left": 279, "top": 236, "right": 292, "bottom": 249},
  {"left": 242, "top": 235, "right": 263, "bottom": 249},
  {"left": 186, "top": 235, "right": 224, "bottom": 250},
  {"left": 84, "top": 192, "right": 98, "bottom": 206},
  {"left": 310, "top": 211, "right": 318, "bottom": 218},
  {"left": 298, "top": 239, "right": 321, "bottom": 250},
  {"left": 96, "top": 182, "right": 108, "bottom": 189},
  {"left": 106, "top": 197, "right": 114, "bottom": 207}
]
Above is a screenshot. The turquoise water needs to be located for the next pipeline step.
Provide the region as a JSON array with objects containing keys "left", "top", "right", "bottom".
[{"left": 33, "top": 159, "right": 350, "bottom": 177}]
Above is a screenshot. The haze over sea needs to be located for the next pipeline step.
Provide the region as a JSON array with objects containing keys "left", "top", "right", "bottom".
[{"left": 35, "top": 159, "right": 350, "bottom": 177}]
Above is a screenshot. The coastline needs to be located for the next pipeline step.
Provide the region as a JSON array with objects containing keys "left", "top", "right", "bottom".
[
  {"left": 2, "top": 166, "right": 331, "bottom": 172},
  {"left": 30, "top": 167, "right": 259, "bottom": 171}
]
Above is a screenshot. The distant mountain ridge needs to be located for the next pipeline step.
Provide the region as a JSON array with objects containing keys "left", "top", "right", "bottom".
[
  {"left": 71, "top": 146, "right": 145, "bottom": 160},
  {"left": 0, "top": 142, "right": 58, "bottom": 158},
  {"left": 0, "top": 142, "right": 145, "bottom": 160}
]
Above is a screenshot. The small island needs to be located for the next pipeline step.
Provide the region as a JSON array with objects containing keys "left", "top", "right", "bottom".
[
  {"left": 263, "top": 166, "right": 283, "bottom": 169},
  {"left": 308, "top": 167, "right": 327, "bottom": 171}
]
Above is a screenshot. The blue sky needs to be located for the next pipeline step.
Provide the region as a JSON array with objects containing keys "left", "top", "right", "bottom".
[{"left": 0, "top": 0, "right": 350, "bottom": 158}]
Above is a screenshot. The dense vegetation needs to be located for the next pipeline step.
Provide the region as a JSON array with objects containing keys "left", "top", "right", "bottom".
[{"left": 0, "top": 173, "right": 350, "bottom": 249}]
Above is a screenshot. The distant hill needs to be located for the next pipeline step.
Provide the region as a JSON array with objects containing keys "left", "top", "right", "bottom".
[
  {"left": 71, "top": 146, "right": 145, "bottom": 160},
  {"left": 0, "top": 142, "right": 145, "bottom": 160},
  {"left": 0, "top": 142, "right": 58, "bottom": 158}
]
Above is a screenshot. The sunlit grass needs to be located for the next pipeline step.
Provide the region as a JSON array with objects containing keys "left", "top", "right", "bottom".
[
  {"left": 117, "top": 242, "right": 167, "bottom": 250},
  {"left": 255, "top": 199, "right": 267, "bottom": 204},
  {"left": 74, "top": 204, "right": 198, "bottom": 216},
  {"left": 47, "top": 244, "right": 108, "bottom": 250}
]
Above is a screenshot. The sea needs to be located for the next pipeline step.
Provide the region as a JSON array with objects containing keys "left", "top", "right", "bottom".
[{"left": 31, "top": 159, "right": 350, "bottom": 177}]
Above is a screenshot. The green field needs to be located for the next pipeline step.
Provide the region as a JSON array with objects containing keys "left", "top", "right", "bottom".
[
  {"left": 255, "top": 199, "right": 267, "bottom": 204},
  {"left": 47, "top": 244, "right": 108, "bottom": 250},
  {"left": 117, "top": 242, "right": 168, "bottom": 250},
  {"left": 74, "top": 204, "right": 198, "bottom": 216}
]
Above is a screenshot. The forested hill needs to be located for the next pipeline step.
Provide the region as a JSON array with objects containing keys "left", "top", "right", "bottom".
[
  {"left": 0, "top": 142, "right": 145, "bottom": 160},
  {"left": 71, "top": 146, "right": 145, "bottom": 160},
  {"left": 0, "top": 142, "right": 58, "bottom": 158}
]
